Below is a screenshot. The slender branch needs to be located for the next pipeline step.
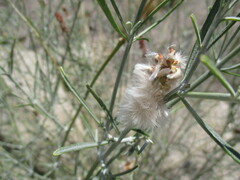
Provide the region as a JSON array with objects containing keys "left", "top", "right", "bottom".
[{"left": 84, "top": 128, "right": 130, "bottom": 179}]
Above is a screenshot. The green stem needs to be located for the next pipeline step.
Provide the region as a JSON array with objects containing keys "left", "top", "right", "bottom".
[
  {"left": 133, "top": 0, "right": 147, "bottom": 25},
  {"left": 109, "top": 0, "right": 147, "bottom": 113},
  {"left": 84, "top": 128, "right": 130, "bottom": 179},
  {"left": 109, "top": 37, "right": 133, "bottom": 113},
  {"left": 183, "top": 92, "right": 240, "bottom": 102},
  {"left": 59, "top": 38, "right": 125, "bottom": 148}
]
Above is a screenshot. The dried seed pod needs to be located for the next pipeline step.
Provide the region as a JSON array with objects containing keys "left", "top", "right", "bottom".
[{"left": 118, "top": 47, "right": 186, "bottom": 130}]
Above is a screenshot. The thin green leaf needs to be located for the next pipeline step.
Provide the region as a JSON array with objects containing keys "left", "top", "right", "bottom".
[
  {"left": 229, "top": 0, "right": 238, "bottom": 9},
  {"left": 96, "top": 0, "right": 126, "bottom": 39},
  {"left": 183, "top": 0, "right": 222, "bottom": 83},
  {"left": 86, "top": 85, "right": 119, "bottom": 134},
  {"left": 33, "top": 61, "right": 39, "bottom": 99},
  {"left": 14, "top": 103, "right": 32, "bottom": 108},
  {"left": 200, "top": 0, "right": 221, "bottom": 40},
  {"left": 201, "top": 55, "right": 235, "bottom": 96},
  {"left": 131, "top": 20, "right": 143, "bottom": 35},
  {"left": 59, "top": 67, "right": 100, "bottom": 124},
  {"left": 129, "top": 0, "right": 148, "bottom": 35},
  {"left": 138, "top": 139, "right": 152, "bottom": 155},
  {"left": 218, "top": 43, "right": 240, "bottom": 68},
  {"left": 138, "top": 0, "right": 170, "bottom": 28},
  {"left": 190, "top": 14, "right": 202, "bottom": 48},
  {"left": 207, "top": 13, "right": 240, "bottom": 50},
  {"left": 223, "top": 17, "right": 240, "bottom": 21},
  {"left": 222, "top": 70, "right": 240, "bottom": 77},
  {"left": 135, "top": 0, "right": 184, "bottom": 39},
  {"left": 53, "top": 141, "right": 108, "bottom": 156},
  {"left": 135, "top": 37, "right": 149, "bottom": 41},
  {"left": 113, "top": 165, "right": 138, "bottom": 177},
  {"left": 8, "top": 39, "right": 15, "bottom": 74},
  {"left": 60, "top": 38, "right": 125, "bottom": 148},
  {"left": 110, "top": 0, "right": 128, "bottom": 35},
  {"left": 221, "top": 63, "right": 240, "bottom": 71},
  {"left": 84, "top": 128, "right": 131, "bottom": 179},
  {"left": 184, "top": 92, "right": 240, "bottom": 102},
  {"left": 133, "top": 0, "right": 147, "bottom": 25},
  {"left": 132, "top": 129, "right": 150, "bottom": 137},
  {"left": 180, "top": 97, "right": 240, "bottom": 164},
  {"left": 0, "top": 66, "right": 6, "bottom": 75},
  {"left": 8, "top": 0, "right": 40, "bottom": 38}
]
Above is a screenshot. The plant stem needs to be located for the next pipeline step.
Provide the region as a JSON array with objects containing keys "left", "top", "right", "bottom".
[
  {"left": 84, "top": 128, "right": 130, "bottom": 179},
  {"left": 59, "top": 38, "right": 125, "bottom": 148},
  {"left": 109, "top": 36, "right": 133, "bottom": 113},
  {"left": 183, "top": 92, "right": 240, "bottom": 102},
  {"left": 109, "top": 0, "right": 147, "bottom": 113}
]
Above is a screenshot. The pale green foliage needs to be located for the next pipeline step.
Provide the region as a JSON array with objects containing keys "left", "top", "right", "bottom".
[{"left": 0, "top": 0, "right": 239, "bottom": 179}]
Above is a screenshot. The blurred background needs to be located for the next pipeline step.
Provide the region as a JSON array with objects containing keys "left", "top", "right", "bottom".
[{"left": 0, "top": 0, "right": 239, "bottom": 179}]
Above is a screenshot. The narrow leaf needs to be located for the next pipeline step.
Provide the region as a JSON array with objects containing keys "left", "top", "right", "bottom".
[
  {"left": 184, "top": 92, "right": 240, "bottom": 102},
  {"left": 223, "top": 17, "right": 240, "bottom": 21},
  {"left": 96, "top": 0, "right": 126, "bottom": 38},
  {"left": 59, "top": 67, "right": 100, "bottom": 124},
  {"left": 60, "top": 38, "right": 125, "bottom": 148},
  {"left": 132, "top": 129, "right": 150, "bottom": 137},
  {"left": 110, "top": 0, "right": 128, "bottom": 35},
  {"left": 201, "top": 55, "right": 235, "bottom": 96},
  {"left": 207, "top": 12, "right": 240, "bottom": 50},
  {"left": 138, "top": 140, "right": 151, "bottom": 155},
  {"left": 221, "top": 63, "right": 240, "bottom": 71},
  {"left": 9, "top": 39, "right": 16, "bottom": 74},
  {"left": 200, "top": 0, "right": 221, "bottom": 40},
  {"left": 86, "top": 85, "right": 119, "bottom": 133},
  {"left": 180, "top": 97, "right": 240, "bottom": 164},
  {"left": 53, "top": 141, "right": 108, "bottom": 156},
  {"left": 222, "top": 71, "right": 240, "bottom": 77},
  {"left": 139, "top": 0, "right": 170, "bottom": 26},
  {"left": 190, "top": 14, "right": 202, "bottom": 48},
  {"left": 133, "top": 0, "right": 147, "bottom": 25},
  {"left": 183, "top": 0, "right": 221, "bottom": 84},
  {"left": 135, "top": 0, "right": 184, "bottom": 39}
]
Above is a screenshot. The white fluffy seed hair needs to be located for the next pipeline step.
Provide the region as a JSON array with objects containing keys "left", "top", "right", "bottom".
[
  {"left": 117, "top": 64, "right": 169, "bottom": 130},
  {"left": 117, "top": 50, "right": 186, "bottom": 130}
]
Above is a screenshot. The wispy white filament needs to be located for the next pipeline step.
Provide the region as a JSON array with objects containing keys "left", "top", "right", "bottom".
[{"left": 118, "top": 47, "right": 187, "bottom": 130}]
